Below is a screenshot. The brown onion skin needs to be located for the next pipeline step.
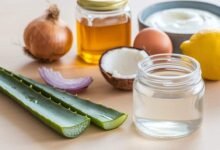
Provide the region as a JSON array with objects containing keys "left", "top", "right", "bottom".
[{"left": 24, "top": 5, "right": 73, "bottom": 62}]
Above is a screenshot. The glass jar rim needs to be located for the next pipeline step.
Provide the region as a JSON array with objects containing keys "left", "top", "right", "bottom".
[
  {"left": 76, "top": 4, "right": 130, "bottom": 16},
  {"left": 137, "top": 53, "right": 202, "bottom": 89},
  {"left": 77, "top": 0, "right": 128, "bottom": 11},
  {"left": 138, "top": 53, "right": 200, "bottom": 79}
]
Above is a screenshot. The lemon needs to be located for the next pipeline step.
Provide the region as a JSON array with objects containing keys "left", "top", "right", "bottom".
[{"left": 180, "top": 29, "right": 220, "bottom": 80}]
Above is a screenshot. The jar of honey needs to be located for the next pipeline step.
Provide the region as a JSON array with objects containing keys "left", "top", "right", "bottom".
[{"left": 76, "top": 0, "right": 131, "bottom": 64}]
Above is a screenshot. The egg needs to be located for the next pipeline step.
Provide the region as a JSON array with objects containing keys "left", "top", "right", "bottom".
[{"left": 133, "top": 28, "right": 173, "bottom": 55}]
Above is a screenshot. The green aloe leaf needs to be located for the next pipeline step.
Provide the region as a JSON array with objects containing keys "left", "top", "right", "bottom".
[
  {"left": 1, "top": 67, "right": 127, "bottom": 130},
  {"left": 0, "top": 69, "right": 90, "bottom": 138}
]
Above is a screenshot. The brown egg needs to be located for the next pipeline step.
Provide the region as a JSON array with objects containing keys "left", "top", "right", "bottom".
[{"left": 134, "top": 28, "right": 173, "bottom": 55}]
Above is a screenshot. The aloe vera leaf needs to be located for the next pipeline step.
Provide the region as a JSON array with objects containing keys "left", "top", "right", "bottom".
[
  {"left": 1, "top": 67, "right": 127, "bottom": 130},
  {"left": 0, "top": 70, "right": 90, "bottom": 138},
  {"left": 23, "top": 76, "right": 127, "bottom": 130}
]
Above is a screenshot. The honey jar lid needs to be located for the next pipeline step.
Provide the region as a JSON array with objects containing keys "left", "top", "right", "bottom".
[{"left": 77, "top": 0, "right": 128, "bottom": 11}]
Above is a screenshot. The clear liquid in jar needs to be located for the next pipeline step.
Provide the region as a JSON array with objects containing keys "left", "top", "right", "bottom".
[{"left": 133, "top": 69, "right": 204, "bottom": 139}]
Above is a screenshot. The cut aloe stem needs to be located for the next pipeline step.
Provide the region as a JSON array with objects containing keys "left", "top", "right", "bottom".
[
  {"left": 0, "top": 69, "right": 90, "bottom": 138},
  {"left": 1, "top": 67, "right": 127, "bottom": 130}
]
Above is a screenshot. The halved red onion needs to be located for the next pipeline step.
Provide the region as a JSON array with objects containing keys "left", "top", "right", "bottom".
[{"left": 39, "top": 67, "right": 93, "bottom": 94}]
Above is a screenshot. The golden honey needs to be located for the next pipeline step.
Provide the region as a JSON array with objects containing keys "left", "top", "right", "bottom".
[
  {"left": 76, "top": 18, "right": 131, "bottom": 64},
  {"left": 76, "top": 0, "right": 131, "bottom": 64}
]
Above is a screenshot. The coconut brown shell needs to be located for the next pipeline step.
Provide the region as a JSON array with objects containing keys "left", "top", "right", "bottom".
[
  {"left": 99, "top": 47, "right": 144, "bottom": 91},
  {"left": 100, "top": 70, "right": 134, "bottom": 91}
]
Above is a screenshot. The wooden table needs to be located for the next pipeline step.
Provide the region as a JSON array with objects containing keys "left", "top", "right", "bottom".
[{"left": 1, "top": 0, "right": 220, "bottom": 149}]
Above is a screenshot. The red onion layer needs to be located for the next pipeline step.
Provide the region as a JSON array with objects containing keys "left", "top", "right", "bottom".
[{"left": 39, "top": 67, "right": 93, "bottom": 94}]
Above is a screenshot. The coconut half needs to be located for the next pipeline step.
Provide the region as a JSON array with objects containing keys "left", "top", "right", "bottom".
[{"left": 99, "top": 47, "right": 149, "bottom": 90}]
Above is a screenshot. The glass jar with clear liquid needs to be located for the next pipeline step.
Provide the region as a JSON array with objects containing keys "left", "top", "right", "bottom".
[{"left": 133, "top": 54, "right": 205, "bottom": 139}]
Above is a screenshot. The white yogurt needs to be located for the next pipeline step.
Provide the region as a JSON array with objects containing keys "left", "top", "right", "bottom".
[{"left": 145, "top": 8, "right": 220, "bottom": 34}]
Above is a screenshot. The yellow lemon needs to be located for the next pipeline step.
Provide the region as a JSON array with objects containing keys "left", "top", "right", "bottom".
[{"left": 180, "top": 29, "right": 220, "bottom": 80}]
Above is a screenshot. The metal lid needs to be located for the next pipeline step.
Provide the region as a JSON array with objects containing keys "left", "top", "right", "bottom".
[{"left": 77, "top": 0, "right": 128, "bottom": 11}]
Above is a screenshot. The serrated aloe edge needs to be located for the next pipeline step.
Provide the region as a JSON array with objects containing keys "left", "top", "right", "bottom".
[
  {"left": 0, "top": 68, "right": 90, "bottom": 138},
  {"left": 0, "top": 67, "right": 128, "bottom": 130}
]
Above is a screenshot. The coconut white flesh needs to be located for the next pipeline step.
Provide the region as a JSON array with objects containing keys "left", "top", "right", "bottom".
[{"left": 101, "top": 48, "right": 149, "bottom": 79}]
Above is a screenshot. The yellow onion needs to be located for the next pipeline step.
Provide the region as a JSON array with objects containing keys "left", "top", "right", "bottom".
[{"left": 23, "top": 4, "right": 73, "bottom": 62}]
